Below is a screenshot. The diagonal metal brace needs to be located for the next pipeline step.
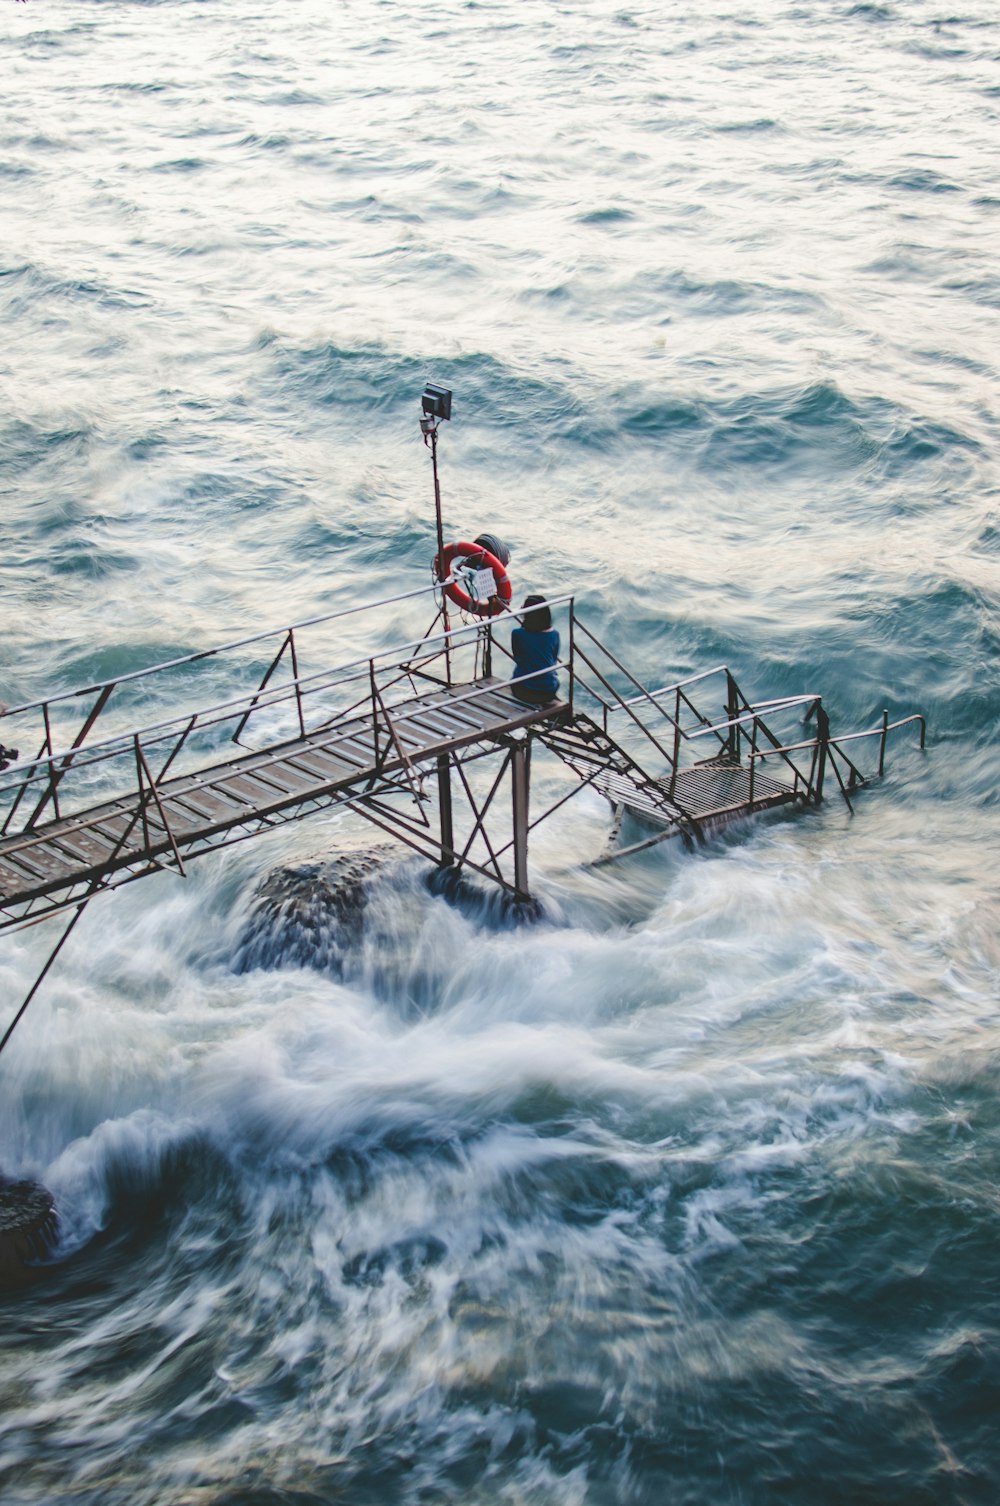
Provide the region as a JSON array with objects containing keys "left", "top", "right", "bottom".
[{"left": 135, "top": 740, "right": 187, "bottom": 876}]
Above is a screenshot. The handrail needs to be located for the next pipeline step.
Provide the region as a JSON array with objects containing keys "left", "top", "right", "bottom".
[
  {"left": 0, "top": 580, "right": 928, "bottom": 857},
  {"left": 605, "top": 660, "right": 737, "bottom": 750},
  {"left": 0, "top": 658, "right": 578, "bottom": 871},
  {"left": 614, "top": 674, "right": 817, "bottom": 738},
  {"left": 572, "top": 643, "right": 680, "bottom": 772},
  {"left": 614, "top": 664, "right": 729, "bottom": 708},
  {"left": 687, "top": 700, "right": 817, "bottom": 741},
  {"left": 750, "top": 714, "right": 926, "bottom": 761},
  {"left": 0, "top": 579, "right": 449, "bottom": 722},
  {"left": 572, "top": 614, "right": 688, "bottom": 736},
  {"left": 563, "top": 618, "right": 819, "bottom": 808},
  {"left": 561, "top": 618, "right": 857, "bottom": 805},
  {"left": 0, "top": 583, "right": 583, "bottom": 831},
  {"left": 750, "top": 695, "right": 819, "bottom": 712},
  {"left": 0, "top": 659, "right": 577, "bottom": 867},
  {"left": 0, "top": 638, "right": 577, "bottom": 839},
  {"left": 0, "top": 596, "right": 576, "bottom": 785},
  {"left": 836, "top": 713, "right": 926, "bottom": 749}
]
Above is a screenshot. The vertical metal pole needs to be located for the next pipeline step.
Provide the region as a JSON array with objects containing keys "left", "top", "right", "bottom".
[
  {"left": 429, "top": 422, "right": 453, "bottom": 686},
  {"left": 814, "top": 703, "right": 829, "bottom": 803},
  {"left": 879, "top": 708, "right": 889, "bottom": 776},
  {"left": 669, "top": 686, "right": 681, "bottom": 798},
  {"left": 726, "top": 672, "right": 739, "bottom": 761},
  {"left": 369, "top": 659, "right": 380, "bottom": 768},
  {"left": 42, "top": 704, "right": 59, "bottom": 821},
  {"left": 749, "top": 716, "right": 758, "bottom": 806},
  {"left": 511, "top": 736, "right": 531, "bottom": 902},
  {"left": 135, "top": 735, "right": 151, "bottom": 853},
  {"left": 288, "top": 629, "right": 305, "bottom": 739},
  {"left": 437, "top": 752, "right": 455, "bottom": 867},
  {"left": 430, "top": 424, "right": 445, "bottom": 583},
  {"left": 568, "top": 604, "right": 575, "bottom": 716}
]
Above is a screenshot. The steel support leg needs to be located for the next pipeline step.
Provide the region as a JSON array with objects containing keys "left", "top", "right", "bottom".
[
  {"left": 511, "top": 736, "right": 531, "bottom": 902},
  {"left": 814, "top": 704, "right": 830, "bottom": 803},
  {"left": 437, "top": 752, "right": 456, "bottom": 866}
]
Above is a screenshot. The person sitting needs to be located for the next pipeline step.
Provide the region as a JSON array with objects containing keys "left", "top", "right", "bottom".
[{"left": 510, "top": 595, "right": 560, "bottom": 705}]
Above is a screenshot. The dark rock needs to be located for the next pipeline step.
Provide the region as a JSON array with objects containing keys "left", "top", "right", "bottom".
[
  {"left": 0, "top": 1177, "right": 58, "bottom": 1284},
  {"left": 232, "top": 847, "right": 395, "bottom": 976}
]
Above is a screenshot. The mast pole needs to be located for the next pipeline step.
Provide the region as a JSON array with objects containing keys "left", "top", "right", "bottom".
[
  {"left": 430, "top": 424, "right": 449, "bottom": 621},
  {"left": 421, "top": 383, "right": 454, "bottom": 684}
]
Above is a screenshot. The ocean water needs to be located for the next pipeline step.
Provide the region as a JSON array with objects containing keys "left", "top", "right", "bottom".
[{"left": 1, "top": 1, "right": 999, "bottom": 1502}]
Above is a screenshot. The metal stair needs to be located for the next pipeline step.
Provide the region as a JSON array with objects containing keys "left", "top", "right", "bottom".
[
  {"left": 537, "top": 708, "right": 813, "bottom": 849},
  {"left": 536, "top": 711, "right": 703, "bottom": 842}
]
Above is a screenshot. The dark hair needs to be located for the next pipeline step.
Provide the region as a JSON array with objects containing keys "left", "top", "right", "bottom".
[{"left": 521, "top": 594, "right": 551, "bottom": 632}]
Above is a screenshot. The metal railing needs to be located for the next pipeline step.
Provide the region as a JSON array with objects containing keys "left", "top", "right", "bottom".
[
  {"left": 0, "top": 580, "right": 450, "bottom": 833},
  {"left": 0, "top": 586, "right": 577, "bottom": 850},
  {"left": 563, "top": 609, "right": 926, "bottom": 812},
  {"left": 0, "top": 586, "right": 928, "bottom": 861}
]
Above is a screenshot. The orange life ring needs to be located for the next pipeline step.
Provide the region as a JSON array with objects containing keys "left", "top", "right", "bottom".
[{"left": 434, "top": 540, "right": 512, "bottom": 618}]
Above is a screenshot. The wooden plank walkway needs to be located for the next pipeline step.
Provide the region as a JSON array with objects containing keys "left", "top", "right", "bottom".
[{"left": 0, "top": 679, "right": 568, "bottom": 915}]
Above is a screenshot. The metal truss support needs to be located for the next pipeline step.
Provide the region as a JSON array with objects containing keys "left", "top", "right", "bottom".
[{"left": 510, "top": 734, "right": 532, "bottom": 903}]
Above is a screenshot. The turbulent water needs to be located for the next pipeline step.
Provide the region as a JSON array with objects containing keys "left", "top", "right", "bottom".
[{"left": 2, "top": 1, "right": 999, "bottom": 1501}]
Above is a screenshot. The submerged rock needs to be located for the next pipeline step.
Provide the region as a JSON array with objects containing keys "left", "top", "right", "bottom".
[
  {"left": 232, "top": 847, "right": 395, "bottom": 976},
  {"left": 0, "top": 1177, "right": 57, "bottom": 1285},
  {"left": 424, "top": 863, "right": 544, "bottom": 925}
]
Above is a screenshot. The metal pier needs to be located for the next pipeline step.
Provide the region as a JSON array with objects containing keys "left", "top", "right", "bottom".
[
  {"left": 0, "top": 680, "right": 567, "bottom": 924},
  {"left": 0, "top": 583, "right": 926, "bottom": 944}
]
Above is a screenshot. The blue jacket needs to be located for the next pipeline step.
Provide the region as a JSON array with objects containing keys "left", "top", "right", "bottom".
[{"left": 511, "top": 627, "right": 560, "bottom": 696}]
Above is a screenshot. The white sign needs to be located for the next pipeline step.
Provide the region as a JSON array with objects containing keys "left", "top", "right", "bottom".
[{"left": 469, "top": 566, "right": 497, "bottom": 601}]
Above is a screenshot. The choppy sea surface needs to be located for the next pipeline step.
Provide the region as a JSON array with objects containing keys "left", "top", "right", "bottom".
[{"left": 2, "top": 2, "right": 999, "bottom": 1502}]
